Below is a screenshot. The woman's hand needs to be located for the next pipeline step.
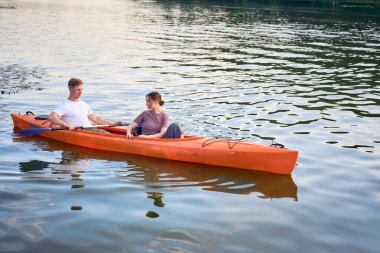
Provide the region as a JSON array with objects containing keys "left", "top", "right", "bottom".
[
  {"left": 125, "top": 122, "right": 138, "bottom": 139},
  {"left": 126, "top": 132, "right": 134, "bottom": 139}
]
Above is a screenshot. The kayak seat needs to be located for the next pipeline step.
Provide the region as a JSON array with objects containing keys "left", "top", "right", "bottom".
[
  {"left": 25, "top": 111, "right": 49, "bottom": 120},
  {"left": 35, "top": 115, "right": 49, "bottom": 120}
]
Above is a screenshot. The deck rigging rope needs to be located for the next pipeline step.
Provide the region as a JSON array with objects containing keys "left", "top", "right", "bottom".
[
  {"left": 202, "top": 138, "right": 241, "bottom": 150},
  {"left": 202, "top": 138, "right": 286, "bottom": 150}
]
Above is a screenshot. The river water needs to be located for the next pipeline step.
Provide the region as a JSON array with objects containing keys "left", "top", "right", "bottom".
[{"left": 0, "top": 0, "right": 379, "bottom": 252}]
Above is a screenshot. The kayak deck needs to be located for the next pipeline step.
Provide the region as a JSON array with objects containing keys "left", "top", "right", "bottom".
[{"left": 11, "top": 113, "right": 298, "bottom": 174}]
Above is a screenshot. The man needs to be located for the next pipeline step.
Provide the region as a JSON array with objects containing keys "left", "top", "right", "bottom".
[{"left": 48, "top": 78, "right": 122, "bottom": 130}]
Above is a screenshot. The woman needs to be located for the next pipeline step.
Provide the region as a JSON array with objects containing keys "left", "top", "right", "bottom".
[{"left": 126, "top": 92, "right": 183, "bottom": 139}]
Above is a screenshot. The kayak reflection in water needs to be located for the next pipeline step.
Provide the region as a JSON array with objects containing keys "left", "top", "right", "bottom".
[
  {"left": 125, "top": 92, "right": 183, "bottom": 139},
  {"left": 19, "top": 151, "right": 90, "bottom": 182},
  {"left": 47, "top": 78, "right": 122, "bottom": 132},
  {"left": 51, "top": 151, "right": 91, "bottom": 177}
]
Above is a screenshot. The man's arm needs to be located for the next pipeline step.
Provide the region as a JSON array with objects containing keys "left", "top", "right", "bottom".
[
  {"left": 48, "top": 112, "right": 75, "bottom": 130},
  {"left": 88, "top": 113, "right": 122, "bottom": 126}
]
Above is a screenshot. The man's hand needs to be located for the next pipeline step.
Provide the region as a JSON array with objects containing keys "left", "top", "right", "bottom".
[
  {"left": 65, "top": 123, "right": 76, "bottom": 130},
  {"left": 109, "top": 120, "right": 124, "bottom": 127}
]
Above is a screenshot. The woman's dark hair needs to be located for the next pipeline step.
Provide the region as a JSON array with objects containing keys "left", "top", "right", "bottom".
[
  {"left": 146, "top": 92, "right": 164, "bottom": 106},
  {"left": 68, "top": 78, "right": 83, "bottom": 87}
]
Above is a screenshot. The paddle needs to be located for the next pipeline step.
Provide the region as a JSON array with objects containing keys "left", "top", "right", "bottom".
[{"left": 19, "top": 124, "right": 127, "bottom": 136}]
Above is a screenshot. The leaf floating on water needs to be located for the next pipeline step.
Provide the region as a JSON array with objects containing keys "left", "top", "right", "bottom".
[
  {"left": 148, "top": 192, "right": 165, "bottom": 207},
  {"left": 326, "top": 141, "right": 338, "bottom": 144},
  {"left": 71, "top": 173, "right": 81, "bottom": 178},
  {"left": 71, "top": 206, "right": 83, "bottom": 211},
  {"left": 146, "top": 211, "right": 159, "bottom": 218},
  {"left": 71, "top": 184, "right": 85, "bottom": 189}
]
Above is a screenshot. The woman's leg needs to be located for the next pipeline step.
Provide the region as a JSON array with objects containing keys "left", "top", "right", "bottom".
[{"left": 163, "top": 123, "right": 183, "bottom": 139}]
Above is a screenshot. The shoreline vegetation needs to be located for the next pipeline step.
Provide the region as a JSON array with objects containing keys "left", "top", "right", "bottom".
[
  {"left": 1, "top": 1, "right": 379, "bottom": 15},
  {"left": 178, "top": 0, "right": 380, "bottom": 9},
  {"left": 1, "top": 0, "right": 379, "bottom": 6},
  {"left": 156, "top": 0, "right": 380, "bottom": 15}
]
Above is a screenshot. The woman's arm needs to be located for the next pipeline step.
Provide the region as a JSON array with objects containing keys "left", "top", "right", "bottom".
[
  {"left": 139, "top": 127, "right": 168, "bottom": 138},
  {"left": 126, "top": 122, "right": 138, "bottom": 139}
]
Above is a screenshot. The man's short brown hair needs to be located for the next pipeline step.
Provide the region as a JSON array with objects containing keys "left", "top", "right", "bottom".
[{"left": 68, "top": 78, "right": 83, "bottom": 87}]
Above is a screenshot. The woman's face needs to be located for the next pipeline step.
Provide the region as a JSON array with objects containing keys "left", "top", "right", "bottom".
[{"left": 145, "top": 96, "right": 157, "bottom": 109}]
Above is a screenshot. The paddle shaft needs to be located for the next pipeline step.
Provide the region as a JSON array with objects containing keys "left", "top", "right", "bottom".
[
  {"left": 54, "top": 124, "right": 119, "bottom": 131},
  {"left": 19, "top": 124, "right": 128, "bottom": 136}
]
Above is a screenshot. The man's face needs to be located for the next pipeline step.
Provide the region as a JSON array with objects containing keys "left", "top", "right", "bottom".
[{"left": 69, "top": 85, "right": 83, "bottom": 99}]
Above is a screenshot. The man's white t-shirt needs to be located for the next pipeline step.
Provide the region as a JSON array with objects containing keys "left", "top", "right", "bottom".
[{"left": 53, "top": 99, "right": 94, "bottom": 127}]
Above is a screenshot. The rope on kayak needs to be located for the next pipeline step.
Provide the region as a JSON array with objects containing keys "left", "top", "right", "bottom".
[
  {"left": 202, "top": 138, "right": 241, "bottom": 150},
  {"left": 203, "top": 139, "right": 286, "bottom": 149},
  {"left": 26, "top": 111, "right": 35, "bottom": 116},
  {"left": 42, "top": 120, "right": 54, "bottom": 128},
  {"left": 270, "top": 141, "right": 285, "bottom": 149}
]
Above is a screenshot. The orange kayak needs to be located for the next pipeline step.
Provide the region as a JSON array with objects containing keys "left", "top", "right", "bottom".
[{"left": 11, "top": 113, "right": 298, "bottom": 174}]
